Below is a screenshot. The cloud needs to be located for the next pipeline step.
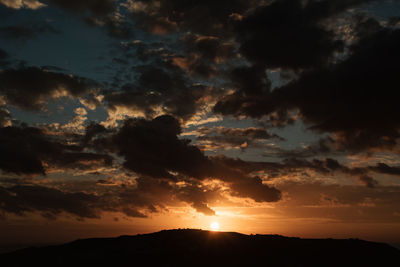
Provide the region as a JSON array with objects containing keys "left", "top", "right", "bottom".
[
  {"left": 216, "top": 156, "right": 381, "bottom": 187},
  {"left": 104, "top": 63, "right": 217, "bottom": 121},
  {"left": 369, "top": 163, "right": 400, "bottom": 177},
  {"left": 0, "top": 107, "right": 11, "bottom": 127},
  {"left": 0, "top": 176, "right": 221, "bottom": 219},
  {"left": 185, "top": 35, "right": 236, "bottom": 63},
  {"left": 85, "top": 11, "right": 135, "bottom": 39},
  {"left": 1, "top": 0, "right": 397, "bottom": 222},
  {"left": 0, "top": 124, "right": 113, "bottom": 175},
  {"left": 46, "top": 0, "right": 116, "bottom": 16},
  {"left": 215, "top": 17, "right": 400, "bottom": 153},
  {"left": 0, "top": 0, "right": 45, "bottom": 10},
  {"left": 128, "top": 0, "right": 258, "bottom": 36},
  {"left": 192, "top": 126, "right": 282, "bottom": 151},
  {"left": 0, "top": 66, "right": 96, "bottom": 111},
  {"left": 171, "top": 34, "right": 237, "bottom": 78},
  {"left": 0, "top": 185, "right": 101, "bottom": 219},
  {"left": 96, "top": 115, "right": 281, "bottom": 205},
  {"left": 235, "top": 0, "right": 353, "bottom": 70},
  {"left": 61, "top": 107, "right": 88, "bottom": 132}
]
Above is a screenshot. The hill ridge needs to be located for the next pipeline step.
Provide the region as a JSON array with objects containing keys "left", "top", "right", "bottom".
[{"left": 1, "top": 229, "right": 399, "bottom": 267}]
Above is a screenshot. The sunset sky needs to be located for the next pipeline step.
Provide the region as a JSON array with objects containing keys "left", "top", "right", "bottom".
[{"left": 0, "top": 0, "right": 400, "bottom": 247}]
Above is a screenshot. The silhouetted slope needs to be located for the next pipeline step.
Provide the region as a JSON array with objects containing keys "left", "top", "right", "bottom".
[{"left": 1, "top": 229, "right": 399, "bottom": 267}]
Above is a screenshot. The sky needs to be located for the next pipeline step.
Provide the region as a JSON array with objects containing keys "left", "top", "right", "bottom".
[{"left": 0, "top": 0, "right": 400, "bottom": 247}]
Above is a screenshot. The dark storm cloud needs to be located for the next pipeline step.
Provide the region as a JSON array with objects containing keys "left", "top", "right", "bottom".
[
  {"left": 276, "top": 26, "right": 400, "bottom": 152},
  {"left": 0, "top": 175, "right": 224, "bottom": 219},
  {"left": 0, "top": 67, "right": 95, "bottom": 111},
  {"left": 230, "top": 175, "right": 282, "bottom": 202},
  {"left": 46, "top": 0, "right": 116, "bottom": 16},
  {"left": 0, "top": 21, "right": 60, "bottom": 40},
  {"left": 0, "top": 125, "right": 113, "bottom": 175},
  {"left": 235, "top": 0, "right": 375, "bottom": 69},
  {"left": 111, "top": 115, "right": 210, "bottom": 179},
  {"left": 215, "top": 16, "right": 400, "bottom": 153},
  {"left": 82, "top": 122, "right": 109, "bottom": 145},
  {"left": 0, "top": 185, "right": 101, "bottom": 218},
  {"left": 0, "top": 181, "right": 156, "bottom": 219},
  {"left": 97, "top": 115, "right": 281, "bottom": 204},
  {"left": 229, "top": 65, "right": 271, "bottom": 96},
  {"left": 116, "top": 175, "right": 227, "bottom": 217}
]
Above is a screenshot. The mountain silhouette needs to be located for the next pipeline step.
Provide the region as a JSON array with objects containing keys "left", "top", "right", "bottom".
[{"left": 1, "top": 229, "right": 399, "bottom": 267}]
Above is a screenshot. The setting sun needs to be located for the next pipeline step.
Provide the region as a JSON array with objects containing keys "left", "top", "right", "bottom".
[{"left": 210, "top": 222, "right": 220, "bottom": 231}]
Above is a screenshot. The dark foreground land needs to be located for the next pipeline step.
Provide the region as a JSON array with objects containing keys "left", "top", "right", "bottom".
[{"left": 1, "top": 229, "right": 399, "bottom": 267}]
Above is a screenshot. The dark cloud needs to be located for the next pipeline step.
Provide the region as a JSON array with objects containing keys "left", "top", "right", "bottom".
[
  {"left": 230, "top": 175, "right": 281, "bottom": 202},
  {"left": 215, "top": 18, "right": 400, "bottom": 153},
  {"left": 0, "top": 181, "right": 156, "bottom": 219},
  {"left": 278, "top": 27, "right": 400, "bottom": 152},
  {"left": 82, "top": 122, "right": 108, "bottom": 145},
  {"left": 0, "top": 125, "right": 113, "bottom": 175},
  {"left": 173, "top": 34, "right": 237, "bottom": 78},
  {"left": 0, "top": 185, "right": 101, "bottom": 219},
  {"left": 0, "top": 176, "right": 221, "bottom": 219},
  {"left": 216, "top": 156, "right": 380, "bottom": 187},
  {"left": 100, "top": 115, "right": 281, "bottom": 204},
  {"left": 111, "top": 115, "right": 211, "bottom": 179},
  {"left": 369, "top": 163, "right": 400, "bottom": 176},
  {"left": 229, "top": 65, "right": 271, "bottom": 96},
  {"left": 174, "top": 180, "right": 217, "bottom": 215},
  {"left": 0, "top": 66, "right": 95, "bottom": 111},
  {"left": 0, "top": 108, "right": 11, "bottom": 127},
  {"left": 183, "top": 35, "right": 236, "bottom": 63},
  {"left": 213, "top": 64, "right": 276, "bottom": 118},
  {"left": 46, "top": 0, "right": 116, "bottom": 16},
  {"left": 105, "top": 63, "right": 216, "bottom": 120},
  {"left": 234, "top": 0, "right": 367, "bottom": 69},
  {"left": 129, "top": 0, "right": 257, "bottom": 36}
]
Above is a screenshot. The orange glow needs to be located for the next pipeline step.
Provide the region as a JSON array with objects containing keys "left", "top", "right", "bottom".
[{"left": 210, "top": 222, "right": 220, "bottom": 231}]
